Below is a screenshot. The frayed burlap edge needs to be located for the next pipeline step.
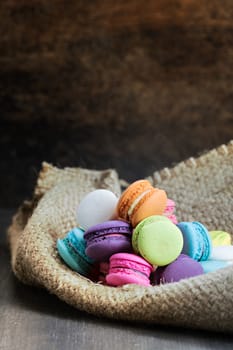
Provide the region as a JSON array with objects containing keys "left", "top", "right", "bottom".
[{"left": 7, "top": 141, "right": 233, "bottom": 332}]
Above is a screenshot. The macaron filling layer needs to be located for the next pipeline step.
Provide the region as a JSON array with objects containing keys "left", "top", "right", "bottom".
[
  {"left": 131, "top": 189, "right": 167, "bottom": 227},
  {"left": 84, "top": 226, "right": 132, "bottom": 242},
  {"left": 109, "top": 257, "right": 152, "bottom": 276},
  {"left": 106, "top": 253, "right": 153, "bottom": 286},
  {"left": 85, "top": 236, "right": 132, "bottom": 261},
  {"left": 127, "top": 189, "right": 151, "bottom": 219},
  {"left": 117, "top": 180, "right": 152, "bottom": 220},
  {"left": 109, "top": 266, "right": 150, "bottom": 279},
  {"left": 65, "top": 237, "right": 93, "bottom": 265},
  {"left": 86, "top": 232, "right": 131, "bottom": 243},
  {"left": 106, "top": 272, "right": 150, "bottom": 286}
]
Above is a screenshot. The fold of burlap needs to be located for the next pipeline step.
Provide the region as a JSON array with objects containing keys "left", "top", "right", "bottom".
[{"left": 7, "top": 141, "right": 233, "bottom": 332}]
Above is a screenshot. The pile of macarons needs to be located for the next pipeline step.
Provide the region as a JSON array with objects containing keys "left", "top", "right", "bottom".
[{"left": 57, "top": 180, "right": 233, "bottom": 287}]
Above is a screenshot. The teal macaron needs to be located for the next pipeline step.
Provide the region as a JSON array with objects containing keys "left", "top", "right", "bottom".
[
  {"left": 177, "top": 222, "right": 212, "bottom": 261},
  {"left": 57, "top": 227, "right": 94, "bottom": 276}
]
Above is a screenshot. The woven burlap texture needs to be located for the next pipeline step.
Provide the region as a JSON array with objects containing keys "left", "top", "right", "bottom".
[{"left": 8, "top": 141, "right": 233, "bottom": 332}]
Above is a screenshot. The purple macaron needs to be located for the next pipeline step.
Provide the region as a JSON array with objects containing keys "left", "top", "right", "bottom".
[
  {"left": 84, "top": 220, "right": 133, "bottom": 262},
  {"left": 152, "top": 254, "right": 204, "bottom": 285}
]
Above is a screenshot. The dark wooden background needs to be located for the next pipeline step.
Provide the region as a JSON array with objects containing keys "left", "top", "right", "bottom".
[{"left": 0, "top": 0, "right": 233, "bottom": 207}]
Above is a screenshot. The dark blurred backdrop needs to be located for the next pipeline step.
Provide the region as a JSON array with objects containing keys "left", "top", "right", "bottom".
[{"left": 0, "top": 0, "right": 233, "bottom": 207}]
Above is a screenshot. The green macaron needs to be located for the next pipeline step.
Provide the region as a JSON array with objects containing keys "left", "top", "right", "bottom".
[
  {"left": 132, "top": 215, "right": 170, "bottom": 254},
  {"left": 132, "top": 216, "right": 183, "bottom": 266}
]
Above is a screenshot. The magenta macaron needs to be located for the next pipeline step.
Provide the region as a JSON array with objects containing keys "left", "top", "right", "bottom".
[
  {"left": 106, "top": 253, "right": 153, "bottom": 287},
  {"left": 84, "top": 220, "right": 133, "bottom": 262}
]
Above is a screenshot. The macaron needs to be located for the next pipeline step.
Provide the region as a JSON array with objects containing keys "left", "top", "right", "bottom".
[
  {"left": 76, "top": 189, "right": 118, "bottom": 230},
  {"left": 209, "top": 230, "right": 231, "bottom": 247},
  {"left": 177, "top": 222, "right": 212, "bottom": 261},
  {"left": 84, "top": 220, "right": 133, "bottom": 262},
  {"left": 132, "top": 215, "right": 184, "bottom": 266},
  {"left": 132, "top": 215, "right": 171, "bottom": 254},
  {"left": 106, "top": 253, "right": 153, "bottom": 287},
  {"left": 152, "top": 254, "right": 204, "bottom": 285},
  {"left": 199, "top": 259, "right": 233, "bottom": 273},
  {"left": 164, "top": 199, "right": 176, "bottom": 214},
  {"left": 163, "top": 199, "right": 178, "bottom": 224},
  {"left": 210, "top": 246, "right": 233, "bottom": 260},
  {"left": 57, "top": 227, "right": 94, "bottom": 276},
  {"left": 117, "top": 180, "right": 167, "bottom": 227},
  {"left": 164, "top": 213, "right": 178, "bottom": 225}
]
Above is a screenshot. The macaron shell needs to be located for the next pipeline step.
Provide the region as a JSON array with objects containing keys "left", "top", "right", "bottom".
[
  {"left": 57, "top": 238, "right": 89, "bottom": 275},
  {"left": 178, "top": 222, "right": 212, "bottom": 261},
  {"left": 57, "top": 228, "right": 94, "bottom": 276},
  {"left": 84, "top": 220, "right": 133, "bottom": 261},
  {"left": 68, "top": 228, "right": 95, "bottom": 265},
  {"left": 200, "top": 259, "right": 232, "bottom": 273},
  {"left": 84, "top": 220, "right": 132, "bottom": 240},
  {"left": 106, "top": 272, "right": 150, "bottom": 286},
  {"left": 193, "top": 222, "right": 212, "bottom": 261},
  {"left": 210, "top": 246, "right": 233, "bottom": 260},
  {"left": 165, "top": 213, "right": 178, "bottom": 224},
  {"left": 132, "top": 215, "right": 170, "bottom": 254},
  {"left": 128, "top": 188, "right": 155, "bottom": 221},
  {"left": 137, "top": 221, "right": 184, "bottom": 266},
  {"left": 209, "top": 230, "right": 231, "bottom": 247},
  {"left": 109, "top": 252, "right": 153, "bottom": 273},
  {"left": 106, "top": 253, "right": 153, "bottom": 286},
  {"left": 68, "top": 228, "right": 91, "bottom": 261},
  {"left": 85, "top": 235, "right": 132, "bottom": 261},
  {"left": 131, "top": 189, "right": 167, "bottom": 227},
  {"left": 117, "top": 180, "right": 152, "bottom": 221},
  {"left": 164, "top": 199, "right": 176, "bottom": 214},
  {"left": 76, "top": 189, "right": 118, "bottom": 230},
  {"left": 154, "top": 254, "right": 204, "bottom": 284},
  {"left": 178, "top": 222, "right": 203, "bottom": 261}
]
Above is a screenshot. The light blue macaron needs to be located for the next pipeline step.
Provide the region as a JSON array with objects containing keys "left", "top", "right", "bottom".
[
  {"left": 200, "top": 260, "right": 232, "bottom": 273},
  {"left": 57, "top": 227, "right": 94, "bottom": 276},
  {"left": 177, "top": 222, "right": 212, "bottom": 261}
]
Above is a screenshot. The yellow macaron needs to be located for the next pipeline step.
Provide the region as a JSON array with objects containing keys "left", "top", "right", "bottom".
[{"left": 209, "top": 230, "right": 231, "bottom": 247}]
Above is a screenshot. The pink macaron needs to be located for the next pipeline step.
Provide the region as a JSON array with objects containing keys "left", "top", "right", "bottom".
[
  {"left": 164, "top": 199, "right": 178, "bottom": 224},
  {"left": 106, "top": 253, "right": 153, "bottom": 287}
]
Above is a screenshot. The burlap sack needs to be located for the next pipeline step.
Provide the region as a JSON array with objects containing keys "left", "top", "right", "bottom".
[{"left": 8, "top": 140, "right": 233, "bottom": 332}]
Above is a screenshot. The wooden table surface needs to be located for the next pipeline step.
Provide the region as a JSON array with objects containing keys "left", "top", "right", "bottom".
[{"left": 1, "top": 209, "right": 233, "bottom": 350}]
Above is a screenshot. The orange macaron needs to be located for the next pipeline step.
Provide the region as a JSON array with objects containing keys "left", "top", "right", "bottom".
[{"left": 117, "top": 180, "right": 167, "bottom": 227}]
